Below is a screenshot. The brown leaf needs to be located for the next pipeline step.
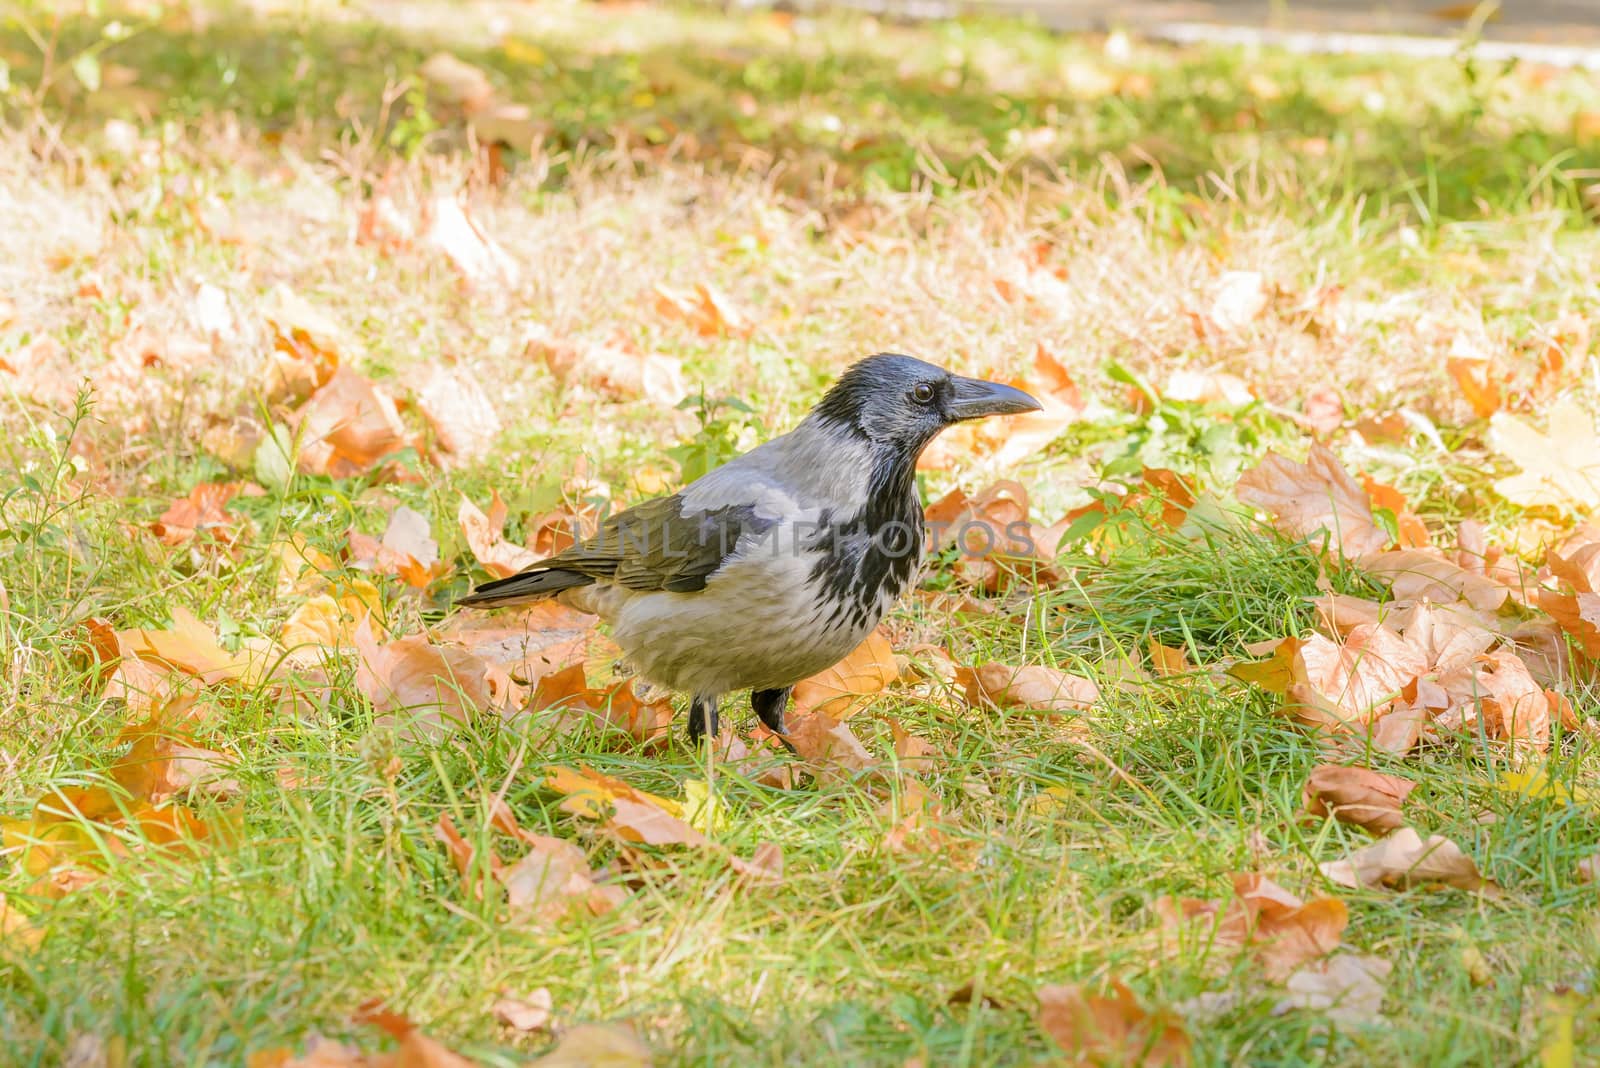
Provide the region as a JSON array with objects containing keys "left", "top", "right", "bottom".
[
  {"left": 1274, "top": 953, "right": 1391, "bottom": 1025},
  {"left": 1260, "top": 626, "right": 1427, "bottom": 732},
  {"left": 492, "top": 988, "right": 553, "bottom": 1033},
  {"left": 355, "top": 623, "right": 521, "bottom": 739},
  {"left": 407, "top": 363, "right": 502, "bottom": 464},
  {"left": 349, "top": 507, "right": 447, "bottom": 589},
  {"left": 786, "top": 714, "right": 877, "bottom": 776},
  {"left": 295, "top": 368, "right": 414, "bottom": 478},
  {"left": 1155, "top": 874, "right": 1347, "bottom": 980},
  {"left": 458, "top": 492, "right": 539, "bottom": 579},
  {"left": 1236, "top": 444, "right": 1389, "bottom": 559},
  {"left": 118, "top": 607, "right": 277, "bottom": 687},
  {"left": 1302, "top": 765, "right": 1415, "bottom": 835},
  {"left": 1577, "top": 853, "right": 1599, "bottom": 884},
  {"left": 499, "top": 832, "right": 626, "bottom": 920},
  {"left": 889, "top": 719, "right": 939, "bottom": 776},
  {"left": 1360, "top": 549, "right": 1506, "bottom": 613},
  {"left": 1319, "top": 827, "right": 1497, "bottom": 893},
  {"left": 652, "top": 281, "right": 752, "bottom": 337},
  {"left": 259, "top": 285, "right": 343, "bottom": 403},
  {"left": 1149, "top": 641, "right": 1190, "bottom": 677},
  {"left": 791, "top": 628, "right": 898, "bottom": 721},
  {"left": 1446, "top": 350, "right": 1502, "bottom": 418},
  {"left": 957, "top": 662, "right": 1099, "bottom": 713},
  {"left": 1036, "top": 981, "right": 1191, "bottom": 1067},
  {"left": 151, "top": 481, "right": 261, "bottom": 546},
  {"left": 1471, "top": 649, "right": 1552, "bottom": 753},
  {"left": 351, "top": 1000, "right": 480, "bottom": 1068},
  {"left": 424, "top": 194, "right": 521, "bottom": 289}
]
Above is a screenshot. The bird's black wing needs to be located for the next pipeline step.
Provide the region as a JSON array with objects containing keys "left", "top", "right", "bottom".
[{"left": 457, "top": 494, "right": 771, "bottom": 607}]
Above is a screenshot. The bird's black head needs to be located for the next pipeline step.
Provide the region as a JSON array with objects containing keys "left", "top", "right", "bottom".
[{"left": 810, "top": 353, "right": 1043, "bottom": 455}]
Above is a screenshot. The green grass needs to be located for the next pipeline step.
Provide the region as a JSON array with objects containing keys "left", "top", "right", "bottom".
[{"left": 2, "top": 1, "right": 1600, "bottom": 1065}]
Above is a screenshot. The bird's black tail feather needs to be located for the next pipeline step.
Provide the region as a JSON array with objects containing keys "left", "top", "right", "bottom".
[{"left": 456, "top": 568, "right": 594, "bottom": 608}]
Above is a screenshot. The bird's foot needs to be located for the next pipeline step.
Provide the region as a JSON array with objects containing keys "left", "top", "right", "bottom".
[{"left": 751, "top": 687, "right": 798, "bottom": 755}]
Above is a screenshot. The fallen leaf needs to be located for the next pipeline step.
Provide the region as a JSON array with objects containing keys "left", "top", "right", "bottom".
[
  {"left": 281, "top": 579, "right": 382, "bottom": 653},
  {"left": 424, "top": 194, "right": 521, "bottom": 289},
  {"left": 1236, "top": 444, "right": 1389, "bottom": 559},
  {"left": 1360, "top": 549, "right": 1506, "bottom": 613},
  {"left": 151, "top": 481, "right": 261, "bottom": 546},
  {"left": 407, "top": 363, "right": 502, "bottom": 464},
  {"left": 1274, "top": 953, "right": 1391, "bottom": 1026},
  {"left": 295, "top": 368, "right": 414, "bottom": 478},
  {"left": 259, "top": 285, "right": 343, "bottom": 403},
  {"left": 786, "top": 713, "right": 877, "bottom": 776},
  {"left": 492, "top": 988, "right": 553, "bottom": 1032},
  {"left": 1036, "top": 981, "right": 1191, "bottom": 1067},
  {"left": 1302, "top": 765, "right": 1415, "bottom": 835},
  {"left": 652, "top": 281, "right": 752, "bottom": 337},
  {"left": 459, "top": 492, "right": 539, "bottom": 578},
  {"left": 957, "top": 662, "right": 1099, "bottom": 713},
  {"left": 356, "top": 622, "right": 521, "bottom": 739},
  {"left": 349, "top": 506, "right": 447, "bottom": 589},
  {"left": 1489, "top": 398, "right": 1600, "bottom": 514},
  {"left": 1155, "top": 873, "right": 1347, "bottom": 980},
  {"left": 1446, "top": 348, "right": 1502, "bottom": 418},
  {"left": 118, "top": 607, "right": 278, "bottom": 687},
  {"left": 790, "top": 627, "right": 898, "bottom": 722},
  {"left": 1319, "top": 827, "right": 1497, "bottom": 893},
  {"left": 1361, "top": 476, "right": 1430, "bottom": 548}
]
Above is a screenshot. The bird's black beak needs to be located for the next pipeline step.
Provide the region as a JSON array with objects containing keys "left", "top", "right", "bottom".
[{"left": 947, "top": 376, "right": 1044, "bottom": 421}]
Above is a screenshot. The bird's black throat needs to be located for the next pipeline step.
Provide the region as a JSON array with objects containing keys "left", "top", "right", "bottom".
[{"left": 805, "top": 441, "right": 925, "bottom": 633}]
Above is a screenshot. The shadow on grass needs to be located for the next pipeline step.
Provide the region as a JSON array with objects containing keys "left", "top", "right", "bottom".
[{"left": 7, "top": 3, "right": 1600, "bottom": 224}]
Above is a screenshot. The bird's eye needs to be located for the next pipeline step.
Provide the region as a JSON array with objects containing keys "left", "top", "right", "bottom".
[{"left": 912, "top": 383, "right": 936, "bottom": 404}]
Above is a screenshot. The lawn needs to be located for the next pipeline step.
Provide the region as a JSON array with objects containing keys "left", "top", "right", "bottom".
[{"left": 1, "top": 0, "right": 1599, "bottom": 1064}]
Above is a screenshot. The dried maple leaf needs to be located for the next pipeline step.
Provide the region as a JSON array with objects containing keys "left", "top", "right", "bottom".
[
  {"left": 348, "top": 506, "right": 448, "bottom": 589},
  {"left": 281, "top": 579, "right": 382, "bottom": 653},
  {"left": 1036, "top": 981, "right": 1191, "bottom": 1067},
  {"left": 1446, "top": 348, "right": 1502, "bottom": 418},
  {"left": 499, "top": 831, "right": 627, "bottom": 920},
  {"left": 1319, "top": 827, "right": 1497, "bottom": 893},
  {"left": 1236, "top": 444, "right": 1389, "bottom": 559},
  {"left": 424, "top": 194, "right": 521, "bottom": 289},
  {"left": 790, "top": 627, "right": 898, "bottom": 722},
  {"left": 294, "top": 368, "right": 414, "bottom": 478},
  {"left": 1360, "top": 475, "right": 1429, "bottom": 548},
  {"left": 151, "top": 481, "right": 262, "bottom": 546},
  {"left": 407, "top": 363, "right": 502, "bottom": 464},
  {"left": 786, "top": 713, "right": 877, "bottom": 777},
  {"left": 1470, "top": 648, "right": 1552, "bottom": 753},
  {"left": 1274, "top": 953, "right": 1391, "bottom": 1026},
  {"left": 458, "top": 492, "right": 538, "bottom": 579},
  {"left": 957, "top": 662, "right": 1099, "bottom": 713},
  {"left": 652, "top": 281, "right": 752, "bottom": 337},
  {"left": 1360, "top": 549, "right": 1507, "bottom": 613},
  {"left": 1489, "top": 397, "right": 1600, "bottom": 513},
  {"left": 259, "top": 285, "right": 343, "bottom": 403},
  {"left": 1301, "top": 765, "right": 1415, "bottom": 835},
  {"left": 1154, "top": 873, "right": 1347, "bottom": 981},
  {"left": 1239, "top": 627, "right": 1426, "bottom": 732},
  {"left": 355, "top": 623, "right": 521, "bottom": 740},
  {"left": 118, "top": 607, "right": 278, "bottom": 687},
  {"left": 114, "top": 710, "right": 241, "bottom": 805}
]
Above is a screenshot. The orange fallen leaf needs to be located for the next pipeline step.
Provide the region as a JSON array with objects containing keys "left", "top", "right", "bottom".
[
  {"left": 1446, "top": 349, "right": 1502, "bottom": 418},
  {"left": 956, "top": 662, "right": 1099, "bottom": 713},
  {"left": 118, "top": 606, "right": 278, "bottom": 687},
  {"left": 1319, "top": 827, "right": 1497, "bottom": 893},
  {"left": 1236, "top": 444, "right": 1389, "bottom": 559},
  {"left": 295, "top": 368, "right": 415, "bottom": 478},
  {"left": 355, "top": 622, "right": 521, "bottom": 739},
  {"left": 407, "top": 363, "right": 502, "bottom": 464},
  {"left": 1301, "top": 765, "right": 1415, "bottom": 835},
  {"left": 652, "top": 281, "right": 752, "bottom": 337},
  {"left": 790, "top": 627, "right": 898, "bottom": 722},
  {"left": 424, "top": 193, "right": 521, "bottom": 289},
  {"left": 151, "top": 481, "right": 262, "bottom": 546},
  {"left": 459, "top": 491, "right": 539, "bottom": 579},
  {"left": 348, "top": 506, "right": 448, "bottom": 589},
  {"left": 1036, "top": 981, "right": 1191, "bottom": 1067},
  {"left": 1155, "top": 873, "right": 1347, "bottom": 980}
]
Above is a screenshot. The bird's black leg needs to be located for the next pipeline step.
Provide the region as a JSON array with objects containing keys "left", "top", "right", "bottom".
[
  {"left": 686, "top": 694, "right": 719, "bottom": 746},
  {"left": 750, "top": 687, "right": 792, "bottom": 735},
  {"left": 751, "top": 687, "right": 798, "bottom": 754}
]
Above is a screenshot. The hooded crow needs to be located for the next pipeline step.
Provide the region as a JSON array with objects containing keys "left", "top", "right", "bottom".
[{"left": 457, "top": 353, "right": 1042, "bottom": 744}]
